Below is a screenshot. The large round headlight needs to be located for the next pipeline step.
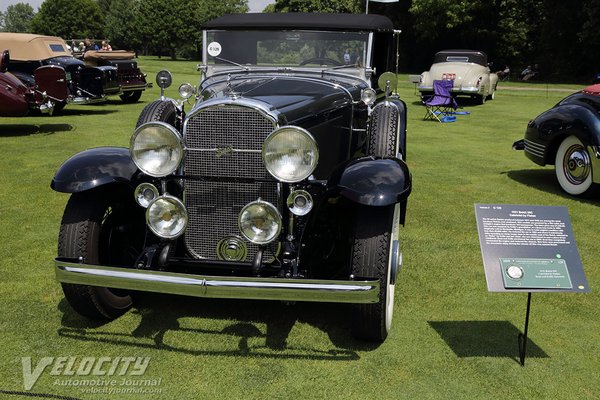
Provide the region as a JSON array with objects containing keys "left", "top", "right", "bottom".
[
  {"left": 146, "top": 195, "right": 188, "bottom": 239},
  {"left": 238, "top": 200, "right": 282, "bottom": 245},
  {"left": 262, "top": 126, "right": 318, "bottom": 182},
  {"left": 130, "top": 121, "right": 183, "bottom": 177}
]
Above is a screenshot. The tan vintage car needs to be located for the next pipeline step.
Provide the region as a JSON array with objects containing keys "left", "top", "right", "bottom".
[
  {"left": 0, "top": 33, "right": 120, "bottom": 111},
  {"left": 418, "top": 49, "right": 498, "bottom": 104}
]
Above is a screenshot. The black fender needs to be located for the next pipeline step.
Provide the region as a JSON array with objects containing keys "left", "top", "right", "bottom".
[
  {"left": 328, "top": 156, "right": 411, "bottom": 207},
  {"left": 51, "top": 147, "right": 138, "bottom": 193},
  {"left": 526, "top": 103, "right": 600, "bottom": 165}
]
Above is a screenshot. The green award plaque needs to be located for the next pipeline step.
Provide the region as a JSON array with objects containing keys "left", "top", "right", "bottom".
[{"left": 500, "top": 258, "right": 573, "bottom": 289}]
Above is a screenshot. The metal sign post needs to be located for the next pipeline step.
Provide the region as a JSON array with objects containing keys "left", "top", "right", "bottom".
[{"left": 474, "top": 204, "right": 589, "bottom": 366}]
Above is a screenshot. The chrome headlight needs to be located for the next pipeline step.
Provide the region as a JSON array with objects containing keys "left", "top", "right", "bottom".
[
  {"left": 130, "top": 121, "right": 183, "bottom": 177},
  {"left": 262, "top": 126, "right": 318, "bottom": 182},
  {"left": 238, "top": 200, "right": 282, "bottom": 245},
  {"left": 146, "top": 195, "right": 188, "bottom": 239}
]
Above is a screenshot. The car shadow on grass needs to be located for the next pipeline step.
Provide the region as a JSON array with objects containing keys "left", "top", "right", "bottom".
[
  {"left": 57, "top": 294, "right": 381, "bottom": 361},
  {"left": 505, "top": 169, "right": 600, "bottom": 205},
  {"left": 55, "top": 108, "right": 118, "bottom": 116},
  {"left": 428, "top": 320, "right": 548, "bottom": 363},
  {"left": 0, "top": 124, "right": 73, "bottom": 137}
]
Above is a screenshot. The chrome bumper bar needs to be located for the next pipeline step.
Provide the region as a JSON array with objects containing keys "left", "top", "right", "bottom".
[{"left": 54, "top": 258, "right": 379, "bottom": 304}]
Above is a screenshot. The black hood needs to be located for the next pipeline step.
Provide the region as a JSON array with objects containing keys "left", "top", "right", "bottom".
[{"left": 201, "top": 74, "right": 367, "bottom": 124}]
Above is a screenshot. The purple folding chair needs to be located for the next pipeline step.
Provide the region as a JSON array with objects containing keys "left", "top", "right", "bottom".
[{"left": 423, "top": 79, "right": 458, "bottom": 122}]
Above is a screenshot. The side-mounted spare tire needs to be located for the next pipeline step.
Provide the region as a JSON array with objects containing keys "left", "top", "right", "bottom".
[
  {"left": 350, "top": 99, "right": 406, "bottom": 341},
  {"left": 136, "top": 99, "right": 178, "bottom": 128}
]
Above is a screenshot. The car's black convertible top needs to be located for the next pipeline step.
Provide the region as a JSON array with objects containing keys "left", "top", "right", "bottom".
[{"left": 203, "top": 13, "right": 395, "bottom": 32}]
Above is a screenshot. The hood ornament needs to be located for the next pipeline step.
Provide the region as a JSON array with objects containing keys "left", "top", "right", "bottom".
[{"left": 226, "top": 74, "right": 240, "bottom": 100}]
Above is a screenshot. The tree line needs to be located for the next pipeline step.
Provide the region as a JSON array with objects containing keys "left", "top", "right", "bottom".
[{"left": 1, "top": 0, "right": 598, "bottom": 81}]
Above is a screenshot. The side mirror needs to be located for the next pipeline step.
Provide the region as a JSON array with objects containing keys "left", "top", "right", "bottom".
[{"left": 377, "top": 72, "right": 398, "bottom": 98}]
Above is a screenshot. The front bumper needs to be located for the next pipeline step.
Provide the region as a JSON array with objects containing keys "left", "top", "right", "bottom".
[
  {"left": 68, "top": 95, "right": 108, "bottom": 105},
  {"left": 55, "top": 258, "right": 380, "bottom": 304}
]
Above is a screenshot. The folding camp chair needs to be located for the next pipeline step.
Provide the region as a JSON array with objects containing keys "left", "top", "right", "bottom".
[{"left": 423, "top": 79, "right": 458, "bottom": 122}]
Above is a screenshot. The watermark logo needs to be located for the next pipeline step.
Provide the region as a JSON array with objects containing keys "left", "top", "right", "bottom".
[{"left": 22, "top": 356, "right": 151, "bottom": 391}]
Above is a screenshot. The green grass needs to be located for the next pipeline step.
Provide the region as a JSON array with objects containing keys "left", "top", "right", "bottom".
[{"left": 1, "top": 58, "right": 599, "bottom": 399}]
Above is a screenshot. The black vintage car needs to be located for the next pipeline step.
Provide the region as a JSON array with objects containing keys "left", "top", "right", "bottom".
[
  {"left": 513, "top": 84, "right": 600, "bottom": 196},
  {"left": 51, "top": 13, "right": 411, "bottom": 342},
  {"left": 82, "top": 50, "right": 151, "bottom": 103},
  {"left": 0, "top": 33, "right": 120, "bottom": 111}
]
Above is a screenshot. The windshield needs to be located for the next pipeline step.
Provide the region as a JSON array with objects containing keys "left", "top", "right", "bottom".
[{"left": 204, "top": 30, "right": 370, "bottom": 76}]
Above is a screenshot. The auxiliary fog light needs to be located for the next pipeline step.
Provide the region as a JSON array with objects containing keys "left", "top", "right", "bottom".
[
  {"left": 287, "top": 190, "right": 313, "bottom": 216},
  {"left": 238, "top": 200, "right": 282, "bottom": 245},
  {"left": 361, "top": 88, "right": 377, "bottom": 106},
  {"left": 178, "top": 83, "right": 195, "bottom": 99},
  {"left": 146, "top": 195, "right": 188, "bottom": 239},
  {"left": 134, "top": 183, "right": 159, "bottom": 208}
]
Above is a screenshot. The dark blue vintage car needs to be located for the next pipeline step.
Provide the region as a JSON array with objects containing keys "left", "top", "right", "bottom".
[
  {"left": 513, "top": 84, "right": 600, "bottom": 196},
  {"left": 51, "top": 13, "right": 411, "bottom": 342}
]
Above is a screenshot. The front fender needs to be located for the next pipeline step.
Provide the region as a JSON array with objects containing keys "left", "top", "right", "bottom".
[
  {"left": 51, "top": 147, "right": 138, "bottom": 193},
  {"left": 328, "top": 157, "right": 411, "bottom": 207}
]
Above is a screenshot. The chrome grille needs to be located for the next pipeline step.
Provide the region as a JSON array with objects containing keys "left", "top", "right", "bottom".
[
  {"left": 183, "top": 104, "right": 278, "bottom": 261},
  {"left": 185, "top": 105, "right": 275, "bottom": 179}
]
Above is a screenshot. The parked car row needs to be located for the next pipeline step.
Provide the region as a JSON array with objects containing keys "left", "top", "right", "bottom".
[
  {"left": 4, "top": 13, "right": 593, "bottom": 344},
  {"left": 0, "top": 33, "right": 150, "bottom": 116}
]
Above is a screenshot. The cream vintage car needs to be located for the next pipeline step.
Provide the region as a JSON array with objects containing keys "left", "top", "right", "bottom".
[{"left": 418, "top": 49, "right": 498, "bottom": 104}]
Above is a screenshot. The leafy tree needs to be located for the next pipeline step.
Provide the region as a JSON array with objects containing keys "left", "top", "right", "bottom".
[
  {"left": 104, "top": 0, "right": 140, "bottom": 50},
  {"left": 133, "top": 0, "right": 248, "bottom": 60},
  {"left": 30, "top": 0, "right": 104, "bottom": 39},
  {"left": 2, "top": 3, "right": 36, "bottom": 33},
  {"left": 264, "top": 0, "right": 362, "bottom": 13},
  {"left": 0, "top": 12, "right": 4, "bottom": 31}
]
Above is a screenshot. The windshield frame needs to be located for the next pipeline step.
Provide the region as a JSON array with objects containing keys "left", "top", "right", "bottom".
[{"left": 201, "top": 29, "right": 374, "bottom": 81}]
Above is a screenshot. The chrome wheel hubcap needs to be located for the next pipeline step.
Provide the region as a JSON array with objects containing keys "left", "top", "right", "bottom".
[{"left": 563, "top": 144, "right": 591, "bottom": 185}]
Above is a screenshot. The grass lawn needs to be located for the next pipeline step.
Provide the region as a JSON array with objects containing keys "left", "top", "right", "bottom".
[{"left": 0, "top": 58, "right": 598, "bottom": 399}]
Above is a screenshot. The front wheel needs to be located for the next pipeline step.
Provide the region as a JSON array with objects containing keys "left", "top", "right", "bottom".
[
  {"left": 350, "top": 204, "right": 401, "bottom": 342},
  {"left": 58, "top": 190, "right": 143, "bottom": 319},
  {"left": 555, "top": 135, "right": 593, "bottom": 195}
]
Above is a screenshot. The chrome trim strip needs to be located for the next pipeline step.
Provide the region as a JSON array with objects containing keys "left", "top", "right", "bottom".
[
  {"left": 186, "top": 148, "right": 261, "bottom": 153},
  {"left": 524, "top": 139, "right": 546, "bottom": 158},
  {"left": 55, "top": 259, "right": 379, "bottom": 304}
]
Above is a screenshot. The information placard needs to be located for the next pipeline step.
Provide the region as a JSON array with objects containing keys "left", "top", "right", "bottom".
[{"left": 474, "top": 204, "right": 589, "bottom": 292}]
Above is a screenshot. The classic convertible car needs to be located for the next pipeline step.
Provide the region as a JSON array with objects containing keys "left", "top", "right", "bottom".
[
  {"left": 513, "top": 84, "right": 600, "bottom": 196},
  {"left": 0, "top": 49, "right": 65, "bottom": 116},
  {"left": 418, "top": 49, "right": 498, "bottom": 104},
  {"left": 0, "top": 33, "right": 120, "bottom": 111},
  {"left": 52, "top": 13, "right": 411, "bottom": 342}
]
